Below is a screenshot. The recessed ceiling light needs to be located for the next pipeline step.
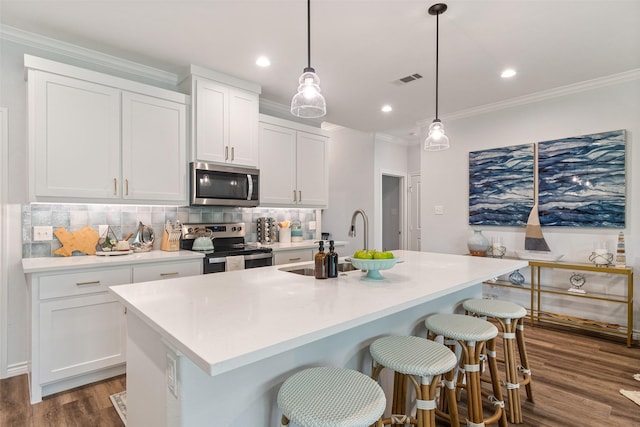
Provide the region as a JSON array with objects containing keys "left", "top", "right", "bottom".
[
  {"left": 381, "top": 105, "right": 393, "bottom": 113},
  {"left": 256, "top": 56, "right": 271, "bottom": 67},
  {"left": 501, "top": 68, "right": 517, "bottom": 78}
]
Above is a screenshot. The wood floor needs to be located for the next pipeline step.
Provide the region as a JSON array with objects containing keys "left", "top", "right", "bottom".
[{"left": 0, "top": 324, "right": 638, "bottom": 426}]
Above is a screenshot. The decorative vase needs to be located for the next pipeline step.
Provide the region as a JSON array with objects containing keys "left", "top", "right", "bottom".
[
  {"left": 509, "top": 270, "right": 525, "bottom": 286},
  {"left": 468, "top": 229, "right": 489, "bottom": 257}
]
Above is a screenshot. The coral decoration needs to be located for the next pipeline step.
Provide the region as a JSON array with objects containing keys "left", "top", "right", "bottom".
[{"left": 53, "top": 227, "right": 100, "bottom": 256}]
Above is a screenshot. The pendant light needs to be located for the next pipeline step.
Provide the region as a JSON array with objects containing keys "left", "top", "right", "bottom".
[
  {"left": 291, "top": 0, "right": 326, "bottom": 118},
  {"left": 424, "top": 3, "right": 450, "bottom": 151}
]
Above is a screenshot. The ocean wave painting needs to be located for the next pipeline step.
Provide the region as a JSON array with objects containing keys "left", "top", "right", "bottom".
[
  {"left": 469, "top": 144, "right": 534, "bottom": 226},
  {"left": 538, "top": 130, "right": 626, "bottom": 227}
]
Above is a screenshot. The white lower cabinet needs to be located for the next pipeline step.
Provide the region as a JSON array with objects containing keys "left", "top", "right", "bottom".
[
  {"left": 273, "top": 249, "right": 314, "bottom": 265},
  {"left": 39, "top": 293, "right": 126, "bottom": 384},
  {"left": 26, "top": 257, "right": 202, "bottom": 403},
  {"left": 133, "top": 260, "right": 202, "bottom": 282}
]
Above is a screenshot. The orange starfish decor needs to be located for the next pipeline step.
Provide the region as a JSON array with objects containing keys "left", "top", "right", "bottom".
[{"left": 53, "top": 227, "right": 100, "bottom": 256}]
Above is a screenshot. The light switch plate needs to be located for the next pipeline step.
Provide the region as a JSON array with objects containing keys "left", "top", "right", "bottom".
[
  {"left": 33, "top": 226, "right": 53, "bottom": 241},
  {"left": 434, "top": 205, "right": 444, "bottom": 215},
  {"left": 308, "top": 221, "right": 316, "bottom": 230},
  {"left": 166, "top": 353, "right": 178, "bottom": 398}
]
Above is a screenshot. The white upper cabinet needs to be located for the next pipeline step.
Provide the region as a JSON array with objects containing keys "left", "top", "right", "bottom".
[
  {"left": 183, "top": 66, "right": 261, "bottom": 167},
  {"left": 122, "top": 92, "right": 186, "bottom": 202},
  {"left": 30, "top": 71, "right": 121, "bottom": 200},
  {"left": 26, "top": 55, "right": 189, "bottom": 204},
  {"left": 259, "top": 115, "right": 329, "bottom": 208}
]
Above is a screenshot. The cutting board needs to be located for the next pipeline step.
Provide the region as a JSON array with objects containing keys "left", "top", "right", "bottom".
[{"left": 53, "top": 226, "right": 100, "bottom": 256}]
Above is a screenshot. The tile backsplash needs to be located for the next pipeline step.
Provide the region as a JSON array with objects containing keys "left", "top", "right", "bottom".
[{"left": 22, "top": 203, "right": 318, "bottom": 258}]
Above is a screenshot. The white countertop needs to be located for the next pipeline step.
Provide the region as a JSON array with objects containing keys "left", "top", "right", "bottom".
[
  {"left": 109, "top": 250, "right": 527, "bottom": 377},
  {"left": 22, "top": 250, "right": 205, "bottom": 274}
]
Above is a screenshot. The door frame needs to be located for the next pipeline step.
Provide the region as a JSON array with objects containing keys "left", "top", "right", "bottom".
[
  {"left": 1, "top": 107, "right": 8, "bottom": 378},
  {"left": 377, "top": 169, "right": 407, "bottom": 251},
  {"left": 408, "top": 173, "right": 421, "bottom": 251}
]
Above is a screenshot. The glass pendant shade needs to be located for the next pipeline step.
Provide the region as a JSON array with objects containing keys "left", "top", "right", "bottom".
[
  {"left": 291, "top": 67, "right": 326, "bottom": 118},
  {"left": 423, "top": 119, "right": 450, "bottom": 151}
]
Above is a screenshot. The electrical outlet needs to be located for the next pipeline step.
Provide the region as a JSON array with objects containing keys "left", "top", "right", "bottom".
[
  {"left": 434, "top": 205, "right": 444, "bottom": 215},
  {"left": 308, "top": 221, "right": 316, "bottom": 230},
  {"left": 33, "top": 226, "right": 53, "bottom": 241},
  {"left": 99, "top": 225, "right": 109, "bottom": 236},
  {"left": 166, "top": 353, "right": 178, "bottom": 398}
]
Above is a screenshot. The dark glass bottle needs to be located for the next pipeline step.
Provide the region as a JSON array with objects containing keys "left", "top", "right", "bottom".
[
  {"left": 314, "top": 241, "right": 327, "bottom": 279},
  {"left": 327, "top": 240, "right": 338, "bottom": 278}
]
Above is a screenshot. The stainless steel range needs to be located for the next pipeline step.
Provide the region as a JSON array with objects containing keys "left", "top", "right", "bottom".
[{"left": 180, "top": 222, "right": 273, "bottom": 274}]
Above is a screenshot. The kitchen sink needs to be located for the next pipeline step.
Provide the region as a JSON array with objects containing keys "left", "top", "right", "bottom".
[{"left": 280, "top": 262, "right": 358, "bottom": 276}]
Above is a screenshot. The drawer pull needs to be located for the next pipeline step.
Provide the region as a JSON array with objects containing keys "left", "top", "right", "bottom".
[
  {"left": 76, "top": 280, "right": 101, "bottom": 286},
  {"left": 160, "top": 272, "right": 179, "bottom": 277},
  {"left": 289, "top": 257, "right": 301, "bottom": 261}
]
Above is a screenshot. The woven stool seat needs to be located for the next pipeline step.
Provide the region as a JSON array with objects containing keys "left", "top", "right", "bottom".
[
  {"left": 370, "top": 335, "right": 457, "bottom": 377},
  {"left": 463, "top": 298, "right": 527, "bottom": 319},
  {"left": 425, "top": 313, "right": 498, "bottom": 341},
  {"left": 277, "top": 366, "right": 386, "bottom": 427},
  {"left": 370, "top": 335, "right": 459, "bottom": 427}
]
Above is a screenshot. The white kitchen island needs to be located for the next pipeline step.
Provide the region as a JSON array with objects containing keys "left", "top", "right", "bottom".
[{"left": 109, "top": 250, "right": 527, "bottom": 426}]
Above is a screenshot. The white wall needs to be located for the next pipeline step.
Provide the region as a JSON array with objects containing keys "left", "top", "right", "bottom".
[
  {"left": 420, "top": 78, "right": 640, "bottom": 331},
  {"left": 322, "top": 127, "right": 375, "bottom": 258}
]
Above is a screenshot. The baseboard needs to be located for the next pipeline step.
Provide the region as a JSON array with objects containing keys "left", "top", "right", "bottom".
[{"left": 5, "top": 361, "right": 29, "bottom": 378}]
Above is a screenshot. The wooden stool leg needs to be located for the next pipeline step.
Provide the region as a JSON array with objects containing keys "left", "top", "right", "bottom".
[
  {"left": 503, "top": 318, "right": 523, "bottom": 423},
  {"left": 486, "top": 338, "right": 508, "bottom": 427},
  {"left": 463, "top": 341, "right": 484, "bottom": 425},
  {"left": 516, "top": 322, "right": 534, "bottom": 403},
  {"left": 392, "top": 372, "right": 408, "bottom": 427}
]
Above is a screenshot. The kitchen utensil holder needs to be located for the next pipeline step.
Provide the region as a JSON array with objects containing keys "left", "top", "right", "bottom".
[{"left": 161, "top": 230, "right": 180, "bottom": 251}]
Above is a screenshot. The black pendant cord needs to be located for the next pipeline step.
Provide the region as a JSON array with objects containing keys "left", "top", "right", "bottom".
[
  {"left": 434, "top": 11, "right": 439, "bottom": 120},
  {"left": 307, "top": 0, "right": 311, "bottom": 69}
]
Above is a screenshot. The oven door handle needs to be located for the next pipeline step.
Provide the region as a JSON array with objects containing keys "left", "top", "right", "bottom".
[
  {"left": 207, "top": 253, "right": 273, "bottom": 264},
  {"left": 246, "top": 174, "right": 253, "bottom": 200}
]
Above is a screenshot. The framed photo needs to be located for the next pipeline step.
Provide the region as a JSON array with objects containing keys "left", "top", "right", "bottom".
[
  {"left": 538, "top": 130, "right": 626, "bottom": 227},
  {"left": 469, "top": 144, "right": 535, "bottom": 226}
]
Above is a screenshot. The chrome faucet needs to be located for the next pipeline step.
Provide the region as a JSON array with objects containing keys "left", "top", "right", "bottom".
[{"left": 348, "top": 209, "right": 369, "bottom": 250}]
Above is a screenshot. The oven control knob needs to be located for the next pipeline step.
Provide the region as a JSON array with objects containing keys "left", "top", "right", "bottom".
[
  {"left": 237, "top": 226, "right": 242, "bottom": 231},
  {"left": 231, "top": 226, "right": 237, "bottom": 231},
  {"left": 187, "top": 227, "right": 193, "bottom": 234}
]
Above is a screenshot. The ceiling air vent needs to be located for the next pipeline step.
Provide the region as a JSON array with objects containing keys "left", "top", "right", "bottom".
[{"left": 398, "top": 73, "right": 423, "bottom": 84}]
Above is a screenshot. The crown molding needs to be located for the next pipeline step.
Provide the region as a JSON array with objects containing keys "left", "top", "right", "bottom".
[
  {"left": 417, "top": 68, "right": 640, "bottom": 126},
  {"left": 374, "top": 133, "right": 410, "bottom": 147},
  {"left": 259, "top": 98, "right": 325, "bottom": 128},
  {"left": 0, "top": 25, "right": 178, "bottom": 86}
]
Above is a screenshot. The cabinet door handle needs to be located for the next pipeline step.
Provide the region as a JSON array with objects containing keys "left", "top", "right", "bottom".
[
  {"left": 160, "top": 272, "right": 179, "bottom": 277},
  {"left": 113, "top": 178, "right": 117, "bottom": 195},
  {"left": 125, "top": 179, "right": 129, "bottom": 196},
  {"left": 231, "top": 146, "right": 235, "bottom": 161},
  {"left": 289, "top": 257, "right": 301, "bottom": 261},
  {"left": 225, "top": 146, "right": 229, "bottom": 160},
  {"left": 76, "top": 280, "right": 101, "bottom": 286},
  {"left": 293, "top": 190, "right": 297, "bottom": 202},
  {"left": 298, "top": 190, "right": 302, "bottom": 203}
]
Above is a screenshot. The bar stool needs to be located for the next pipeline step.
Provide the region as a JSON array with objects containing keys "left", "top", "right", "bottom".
[
  {"left": 463, "top": 298, "right": 533, "bottom": 424},
  {"left": 425, "top": 313, "right": 507, "bottom": 427},
  {"left": 277, "top": 366, "right": 386, "bottom": 427},
  {"left": 369, "top": 335, "right": 459, "bottom": 427}
]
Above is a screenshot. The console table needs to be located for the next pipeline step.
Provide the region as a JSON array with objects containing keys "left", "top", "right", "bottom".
[{"left": 484, "top": 261, "right": 634, "bottom": 347}]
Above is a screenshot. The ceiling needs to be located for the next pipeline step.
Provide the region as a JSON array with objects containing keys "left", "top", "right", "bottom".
[{"left": 2, "top": 0, "right": 639, "bottom": 139}]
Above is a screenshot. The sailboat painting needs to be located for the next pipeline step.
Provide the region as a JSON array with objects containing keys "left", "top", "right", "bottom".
[
  {"left": 469, "top": 144, "right": 534, "bottom": 226},
  {"left": 538, "top": 130, "right": 626, "bottom": 227}
]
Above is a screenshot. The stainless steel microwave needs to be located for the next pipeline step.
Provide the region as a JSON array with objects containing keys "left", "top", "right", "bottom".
[{"left": 190, "top": 162, "right": 259, "bottom": 207}]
